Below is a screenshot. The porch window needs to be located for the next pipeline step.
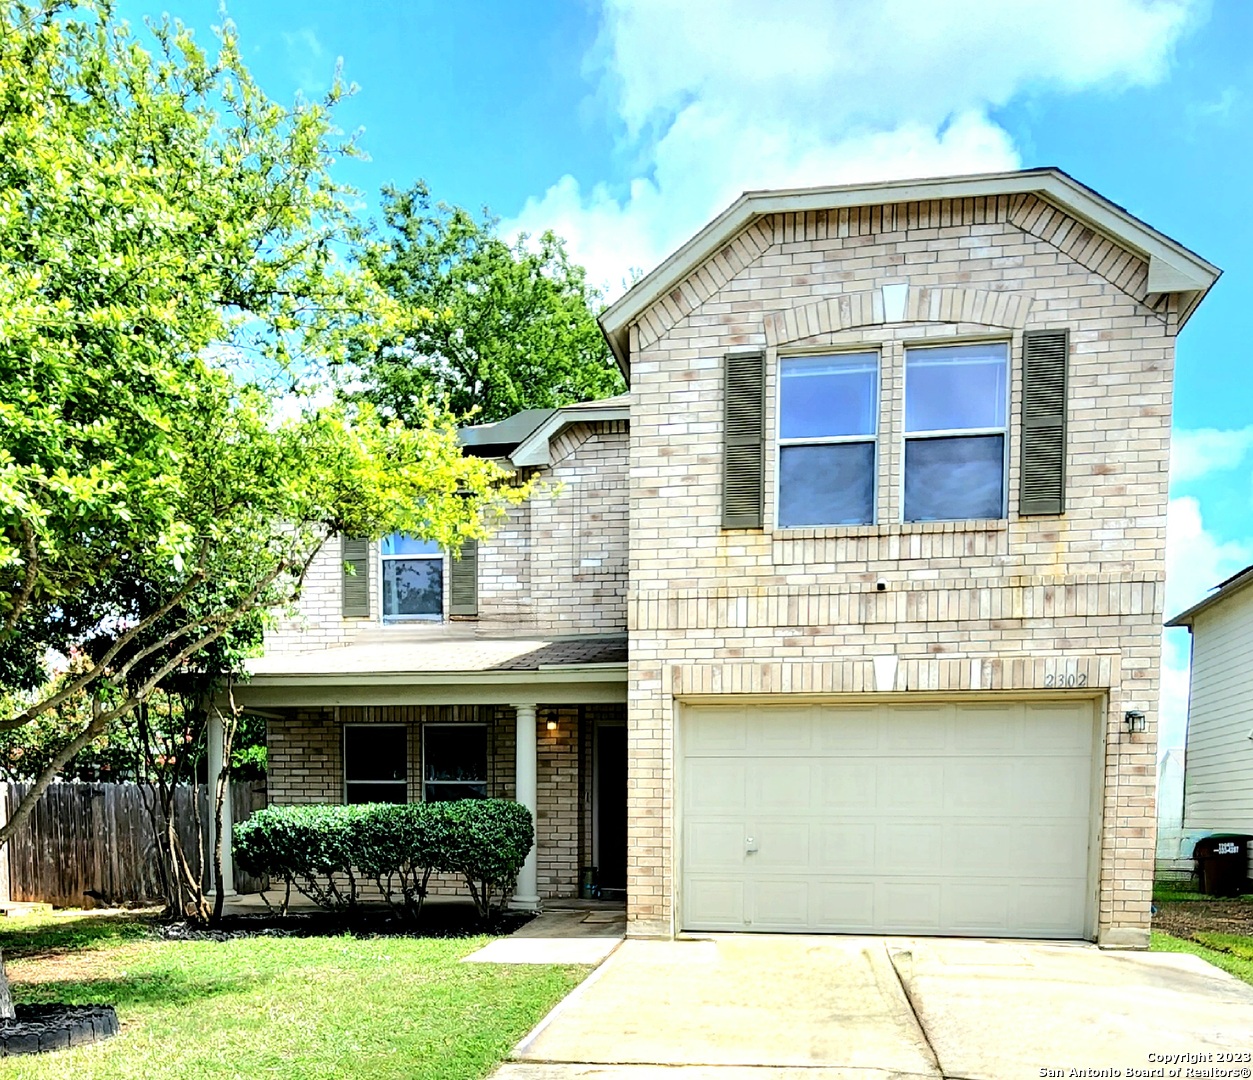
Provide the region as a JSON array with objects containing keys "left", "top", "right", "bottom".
[
  {"left": 423, "top": 724, "right": 488, "bottom": 801},
  {"left": 380, "top": 534, "right": 443, "bottom": 620},
  {"left": 344, "top": 724, "right": 407, "bottom": 804}
]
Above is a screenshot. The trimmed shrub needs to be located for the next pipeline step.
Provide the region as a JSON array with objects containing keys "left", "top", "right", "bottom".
[{"left": 233, "top": 799, "right": 534, "bottom": 919}]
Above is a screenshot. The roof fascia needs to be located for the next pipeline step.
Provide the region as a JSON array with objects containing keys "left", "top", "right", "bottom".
[
  {"left": 1165, "top": 568, "right": 1253, "bottom": 628},
  {"left": 510, "top": 404, "right": 631, "bottom": 467},
  {"left": 598, "top": 168, "right": 1221, "bottom": 372}
]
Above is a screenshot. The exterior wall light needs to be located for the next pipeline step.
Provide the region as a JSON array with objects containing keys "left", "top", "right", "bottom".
[
  {"left": 546, "top": 719, "right": 558, "bottom": 732},
  {"left": 1124, "top": 710, "right": 1147, "bottom": 735}
]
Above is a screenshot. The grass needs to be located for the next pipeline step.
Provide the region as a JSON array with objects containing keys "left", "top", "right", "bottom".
[
  {"left": 0, "top": 911, "right": 589, "bottom": 1080},
  {"left": 1152, "top": 931, "right": 1253, "bottom": 988},
  {"left": 1152, "top": 877, "right": 1202, "bottom": 904}
]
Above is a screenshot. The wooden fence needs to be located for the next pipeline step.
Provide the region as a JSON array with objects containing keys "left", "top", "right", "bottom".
[{"left": 1, "top": 780, "right": 267, "bottom": 909}]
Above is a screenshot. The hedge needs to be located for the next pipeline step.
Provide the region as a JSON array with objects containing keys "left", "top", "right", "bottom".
[{"left": 232, "top": 799, "right": 534, "bottom": 919}]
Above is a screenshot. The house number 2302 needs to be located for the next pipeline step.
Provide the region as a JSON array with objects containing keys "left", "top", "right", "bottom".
[{"left": 1043, "top": 672, "right": 1087, "bottom": 688}]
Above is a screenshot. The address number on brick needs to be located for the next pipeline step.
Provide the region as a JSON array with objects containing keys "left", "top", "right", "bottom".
[{"left": 1042, "top": 672, "right": 1087, "bottom": 688}]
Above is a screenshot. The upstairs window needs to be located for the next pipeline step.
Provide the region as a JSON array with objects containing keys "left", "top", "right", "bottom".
[
  {"left": 777, "top": 351, "right": 878, "bottom": 527},
  {"left": 423, "top": 724, "right": 488, "bottom": 802},
  {"left": 380, "top": 535, "right": 443, "bottom": 620},
  {"left": 904, "top": 343, "right": 1008, "bottom": 522}
]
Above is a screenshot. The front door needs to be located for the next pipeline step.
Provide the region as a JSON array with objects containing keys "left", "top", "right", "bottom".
[{"left": 595, "top": 722, "right": 627, "bottom": 894}]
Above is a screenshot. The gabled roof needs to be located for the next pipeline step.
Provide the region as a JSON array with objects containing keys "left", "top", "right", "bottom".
[
  {"left": 1166, "top": 564, "right": 1253, "bottom": 628},
  {"left": 459, "top": 408, "right": 556, "bottom": 456},
  {"left": 598, "top": 167, "right": 1221, "bottom": 375},
  {"left": 509, "top": 394, "right": 630, "bottom": 467}
]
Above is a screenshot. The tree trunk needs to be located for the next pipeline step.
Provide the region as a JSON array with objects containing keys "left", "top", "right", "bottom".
[{"left": 0, "top": 949, "right": 13, "bottom": 1021}]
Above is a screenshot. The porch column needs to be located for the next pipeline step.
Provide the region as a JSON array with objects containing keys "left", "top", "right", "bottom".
[
  {"left": 511, "top": 702, "right": 540, "bottom": 910},
  {"left": 207, "top": 708, "right": 235, "bottom": 895}
]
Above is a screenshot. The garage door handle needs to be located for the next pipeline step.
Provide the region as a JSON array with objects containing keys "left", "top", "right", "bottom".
[{"left": 745, "top": 836, "right": 758, "bottom": 853}]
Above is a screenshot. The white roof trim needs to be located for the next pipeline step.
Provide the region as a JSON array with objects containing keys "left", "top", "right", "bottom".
[
  {"left": 510, "top": 403, "right": 631, "bottom": 467},
  {"left": 598, "top": 167, "right": 1221, "bottom": 372}
]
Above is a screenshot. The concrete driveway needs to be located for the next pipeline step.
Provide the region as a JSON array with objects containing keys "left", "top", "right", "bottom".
[{"left": 493, "top": 935, "right": 1253, "bottom": 1080}]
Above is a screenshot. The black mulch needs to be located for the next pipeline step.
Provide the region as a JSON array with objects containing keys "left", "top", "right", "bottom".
[{"left": 156, "top": 904, "right": 536, "bottom": 942}]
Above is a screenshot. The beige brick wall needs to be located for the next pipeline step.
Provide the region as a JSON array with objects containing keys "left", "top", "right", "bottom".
[
  {"left": 265, "top": 420, "right": 629, "bottom": 653},
  {"left": 625, "top": 193, "right": 1175, "bottom": 945},
  {"left": 266, "top": 704, "right": 612, "bottom": 900}
]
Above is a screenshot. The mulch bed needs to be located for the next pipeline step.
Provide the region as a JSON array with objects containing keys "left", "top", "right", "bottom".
[
  {"left": 0, "top": 1005, "right": 118, "bottom": 1056},
  {"left": 156, "top": 905, "right": 536, "bottom": 942},
  {"left": 1153, "top": 899, "right": 1253, "bottom": 939}
]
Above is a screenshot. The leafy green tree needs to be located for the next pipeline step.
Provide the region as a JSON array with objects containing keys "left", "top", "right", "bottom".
[
  {"left": 0, "top": 0, "right": 534, "bottom": 894},
  {"left": 353, "top": 182, "right": 625, "bottom": 425}
]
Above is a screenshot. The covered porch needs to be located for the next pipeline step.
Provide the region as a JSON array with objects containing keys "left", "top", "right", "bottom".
[{"left": 222, "top": 635, "right": 628, "bottom": 907}]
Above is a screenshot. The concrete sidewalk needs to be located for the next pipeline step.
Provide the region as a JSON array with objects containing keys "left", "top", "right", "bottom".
[{"left": 464, "top": 903, "right": 626, "bottom": 965}]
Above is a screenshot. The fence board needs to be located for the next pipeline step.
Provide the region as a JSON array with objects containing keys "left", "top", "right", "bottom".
[{"left": 4, "top": 780, "right": 267, "bottom": 908}]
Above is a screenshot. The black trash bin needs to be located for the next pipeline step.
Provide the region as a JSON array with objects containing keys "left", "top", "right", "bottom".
[{"left": 1193, "top": 835, "right": 1252, "bottom": 896}]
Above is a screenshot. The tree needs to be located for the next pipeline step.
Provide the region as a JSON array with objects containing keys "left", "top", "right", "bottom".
[
  {"left": 0, "top": 0, "right": 535, "bottom": 917},
  {"left": 352, "top": 182, "right": 625, "bottom": 425}
]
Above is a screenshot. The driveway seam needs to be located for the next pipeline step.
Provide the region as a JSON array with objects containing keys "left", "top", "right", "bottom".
[{"left": 883, "top": 944, "right": 946, "bottom": 1079}]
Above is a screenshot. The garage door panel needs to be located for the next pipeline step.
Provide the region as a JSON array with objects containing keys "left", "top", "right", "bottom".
[
  {"left": 754, "top": 763, "right": 812, "bottom": 812},
  {"left": 753, "top": 822, "right": 811, "bottom": 869},
  {"left": 816, "top": 761, "right": 876, "bottom": 809},
  {"left": 813, "top": 881, "right": 876, "bottom": 929},
  {"left": 686, "top": 822, "right": 745, "bottom": 869},
  {"left": 685, "top": 877, "right": 745, "bottom": 927},
  {"left": 681, "top": 700, "right": 1096, "bottom": 938},
  {"left": 749, "top": 878, "right": 811, "bottom": 927},
  {"left": 685, "top": 761, "right": 748, "bottom": 813},
  {"left": 817, "top": 823, "right": 875, "bottom": 871}
]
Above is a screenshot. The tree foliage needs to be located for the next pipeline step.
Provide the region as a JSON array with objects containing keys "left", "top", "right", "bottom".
[
  {"left": 0, "top": 1, "right": 534, "bottom": 858},
  {"left": 353, "top": 182, "right": 625, "bottom": 425}
]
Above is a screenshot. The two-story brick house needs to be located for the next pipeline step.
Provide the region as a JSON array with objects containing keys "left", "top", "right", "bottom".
[{"left": 232, "top": 168, "right": 1217, "bottom": 947}]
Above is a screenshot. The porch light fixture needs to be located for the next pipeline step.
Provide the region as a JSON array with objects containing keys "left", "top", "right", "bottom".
[
  {"left": 1124, "top": 710, "right": 1147, "bottom": 735},
  {"left": 546, "top": 719, "right": 558, "bottom": 732}
]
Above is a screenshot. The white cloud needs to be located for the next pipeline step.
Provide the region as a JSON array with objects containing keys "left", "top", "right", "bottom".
[
  {"left": 1160, "top": 496, "right": 1253, "bottom": 748},
  {"left": 282, "top": 27, "right": 329, "bottom": 98},
  {"left": 1170, "top": 425, "right": 1253, "bottom": 482},
  {"left": 505, "top": 0, "right": 1201, "bottom": 293}
]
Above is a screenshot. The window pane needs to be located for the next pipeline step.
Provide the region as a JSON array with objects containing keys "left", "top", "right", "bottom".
[
  {"left": 381, "top": 534, "right": 441, "bottom": 557},
  {"left": 904, "top": 435, "right": 1005, "bottom": 521},
  {"left": 382, "top": 557, "right": 443, "bottom": 616},
  {"left": 905, "top": 343, "right": 1007, "bottom": 433},
  {"left": 778, "top": 442, "right": 875, "bottom": 527},
  {"left": 346, "top": 782, "right": 407, "bottom": 805},
  {"left": 344, "top": 726, "right": 406, "bottom": 783},
  {"left": 425, "top": 782, "right": 488, "bottom": 802},
  {"left": 424, "top": 725, "right": 487, "bottom": 784},
  {"left": 779, "top": 353, "right": 877, "bottom": 439}
]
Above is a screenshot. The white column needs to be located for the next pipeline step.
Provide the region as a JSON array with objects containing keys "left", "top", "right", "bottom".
[
  {"left": 207, "top": 709, "right": 235, "bottom": 896},
  {"left": 511, "top": 702, "right": 540, "bottom": 910}
]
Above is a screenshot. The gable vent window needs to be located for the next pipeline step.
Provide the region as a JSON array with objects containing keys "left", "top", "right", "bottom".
[
  {"left": 777, "top": 351, "right": 878, "bottom": 527},
  {"left": 903, "top": 342, "right": 1008, "bottom": 522},
  {"left": 380, "top": 534, "right": 443, "bottom": 620}
]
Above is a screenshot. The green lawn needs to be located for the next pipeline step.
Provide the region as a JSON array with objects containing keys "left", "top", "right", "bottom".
[
  {"left": 0, "top": 912, "right": 588, "bottom": 1079},
  {"left": 1152, "top": 930, "right": 1253, "bottom": 988}
]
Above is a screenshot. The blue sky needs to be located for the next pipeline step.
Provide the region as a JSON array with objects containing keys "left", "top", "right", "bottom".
[{"left": 116, "top": 0, "right": 1253, "bottom": 749}]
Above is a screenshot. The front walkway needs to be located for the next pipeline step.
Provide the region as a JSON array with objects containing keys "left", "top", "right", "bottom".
[{"left": 494, "top": 935, "right": 1253, "bottom": 1079}]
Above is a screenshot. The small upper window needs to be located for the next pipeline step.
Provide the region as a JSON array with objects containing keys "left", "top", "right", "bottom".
[
  {"left": 423, "top": 724, "right": 488, "bottom": 802},
  {"left": 777, "top": 351, "right": 878, "bottom": 527},
  {"left": 380, "top": 535, "right": 443, "bottom": 620},
  {"left": 903, "top": 342, "right": 1008, "bottom": 522}
]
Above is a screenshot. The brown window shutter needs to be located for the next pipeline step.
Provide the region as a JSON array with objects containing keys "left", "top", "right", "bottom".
[
  {"left": 449, "top": 539, "right": 478, "bottom": 616},
  {"left": 723, "top": 351, "right": 765, "bottom": 528},
  {"left": 1019, "top": 329, "right": 1068, "bottom": 515},
  {"left": 341, "top": 537, "right": 370, "bottom": 617}
]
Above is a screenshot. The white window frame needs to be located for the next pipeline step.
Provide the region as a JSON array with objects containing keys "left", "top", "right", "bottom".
[
  {"left": 421, "top": 722, "right": 488, "bottom": 802},
  {"left": 900, "top": 340, "right": 1011, "bottom": 523},
  {"left": 379, "top": 534, "right": 444, "bottom": 623},
  {"left": 342, "top": 723, "right": 408, "bottom": 805},
  {"left": 775, "top": 349, "right": 881, "bottom": 529}
]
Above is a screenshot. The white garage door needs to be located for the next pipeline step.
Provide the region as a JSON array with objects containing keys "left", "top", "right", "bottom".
[{"left": 681, "top": 700, "right": 1097, "bottom": 938}]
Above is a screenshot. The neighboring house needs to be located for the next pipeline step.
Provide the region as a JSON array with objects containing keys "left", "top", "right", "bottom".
[
  {"left": 1166, "top": 564, "right": 1253, "bottom": 879},
  {"left": 230, "top": 167, "right": 1218, "bottom": 948},
  {"left": 1155, "top": 748, "right": 1189, "bottom": 879}
]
